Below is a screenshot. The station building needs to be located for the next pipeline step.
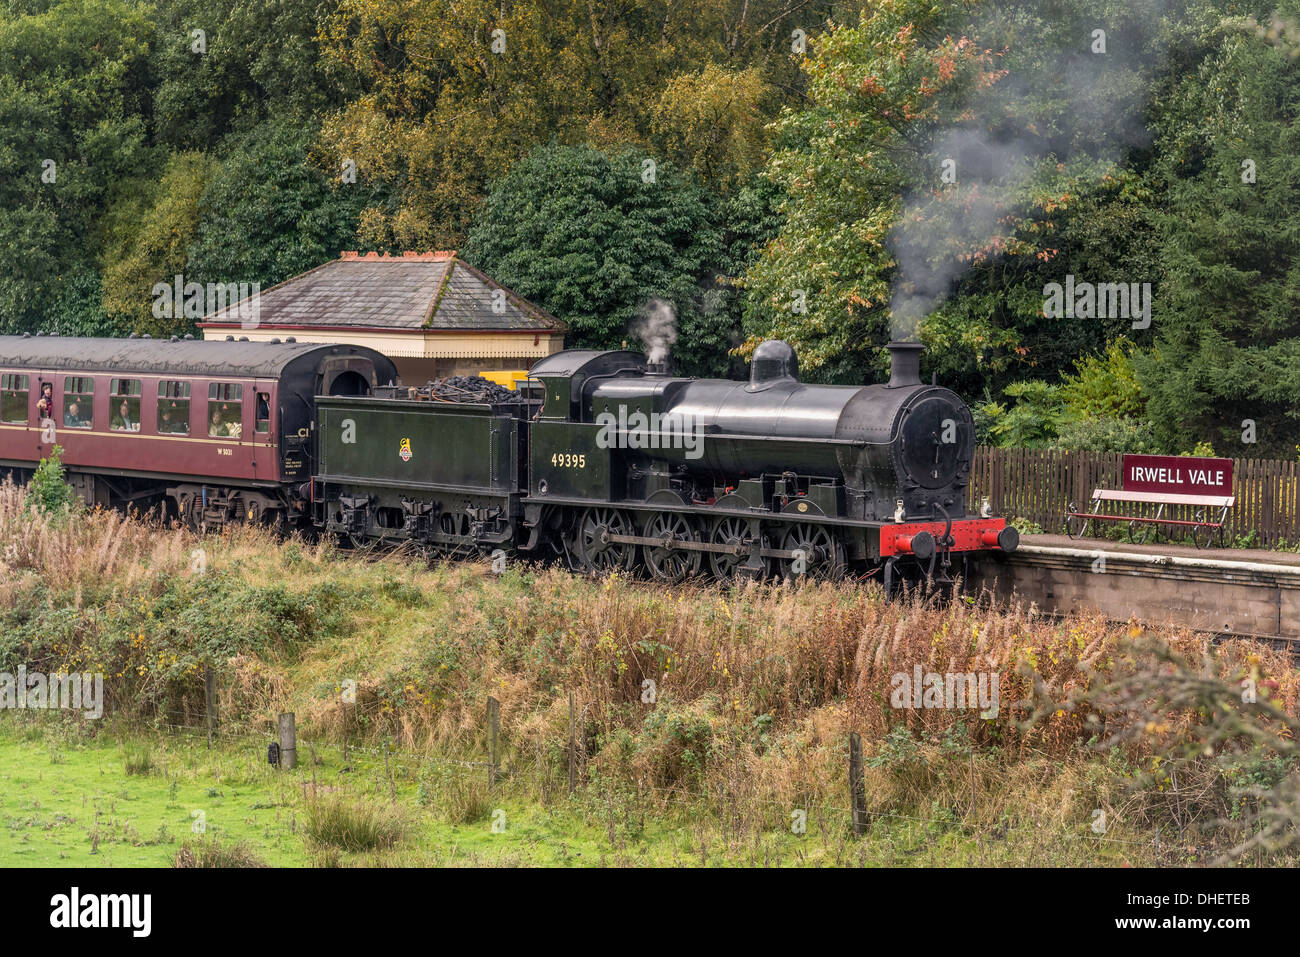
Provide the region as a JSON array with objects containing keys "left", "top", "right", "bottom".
[{"left": 199, "top": 251, "right": 566, "bottom": 385}]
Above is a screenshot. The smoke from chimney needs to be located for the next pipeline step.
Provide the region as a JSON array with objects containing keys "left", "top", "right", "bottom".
[
  {"left": 633, "top": 298, "right": 678, "bottom": 365},
  {"left": 886, "top": 0, "right": 1171, "bottom": 341}
]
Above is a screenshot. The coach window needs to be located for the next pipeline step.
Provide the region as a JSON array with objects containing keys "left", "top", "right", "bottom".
[
  {"left": 208, "top": 383, "right": 243, "bottom": 439},
  {"left": 158, "top": 380, "right": 191, "bottom": 435},
  {"left": 63, "top": 377, "right": 94, "bottom": 429},
  {"left": 255, "top": 392, "right": 271, "bottom": 433},
  {"left": 1, "top": 374, "right": 28, "bottom": 424},
  {"left": 110, "top": 379, "right": 142, "bottom": 432}
]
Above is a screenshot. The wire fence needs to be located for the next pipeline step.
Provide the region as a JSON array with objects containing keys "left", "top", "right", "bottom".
[{"left": 7, "top": 704, "right": 1217, "bottom": 865}]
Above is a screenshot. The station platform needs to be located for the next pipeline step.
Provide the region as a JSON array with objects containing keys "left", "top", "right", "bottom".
[{"left": 968, "top": 534, "right": 1300, "bottom": 643}]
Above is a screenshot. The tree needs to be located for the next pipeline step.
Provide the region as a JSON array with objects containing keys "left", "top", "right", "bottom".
[
  {"left": 0, "top": 0, "right": 154, "bottom": 332},
  {"left": 740, "top": 0, "right": 1176, "bottom": 389},
  {"left": 463, "top": 144, "right": 730, "bottom": 375},
  {"left": 651, "top": 64, "right": 773, "bottom": 191},
  {"left": 738, "top": 0, "right": 1007, "bottom": 382},
  {"left": 1138, "top": 12, "right": 1300, "bottom": 458},
  {"left": 100, "top": 152, "right": 218, "bottom": 336},
  {"left": 186, "top": 119, "right": 380, "bottom": 289},
  {"left": 317, "top": 0, "right": 827, "bottom": 246},
  {"left": 150, "top": 0, "right": 345, "bottom": 152}
]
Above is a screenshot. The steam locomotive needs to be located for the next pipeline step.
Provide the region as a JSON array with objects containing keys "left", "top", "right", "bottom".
[
  {"left": 314, "top": 339, "right": 1017, "bottom": 587},
  {"left": 0, "top": 334, "right": 1017, "bottom": 587}
]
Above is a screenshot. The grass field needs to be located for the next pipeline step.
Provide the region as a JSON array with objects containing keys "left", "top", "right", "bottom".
[
  {"left": 2, "top": 481, "right": 1299, "bottom": 867},
  {"left": 0, "top": 717, "right": 1185, "bottom": 867}
]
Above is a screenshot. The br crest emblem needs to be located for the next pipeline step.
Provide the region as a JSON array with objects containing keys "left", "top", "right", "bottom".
[{"left": 399, "top": 437, "right": 412, "bottom": 462}]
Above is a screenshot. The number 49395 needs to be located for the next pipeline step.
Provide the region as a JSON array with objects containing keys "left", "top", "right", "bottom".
[{"left": 551, "top": 452, "right": 585, "bottom": 468}]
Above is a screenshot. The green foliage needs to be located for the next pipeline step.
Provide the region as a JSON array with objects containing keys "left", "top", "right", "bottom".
[
  {"left": 650, "top": 64, "right": 773, "bottom": 191},
  {"left": 25, "top": 446, "right": 81, "bottom": 519},
  {"left": 185, "top": 119, "right": 377, "bottom": 289},
  {"left": 1052, "top": 416, "right": 1160, "bottom": 454},
  {"left": 318, "top": 0, "right": 819, "bottom": 245},
  {"left": 464, "top": 144, "right": 731, "bottom": 374},
  {"left": 1059, "top": 339, "right": 1145, "bottom": 421},
  {"left": 0, "top": 0, "right": 153, "bottom": 332},
  {"left": 1138, "top": 7, "right": 1300, "bottom": 458},
  {"left": 100, "top": 151, "right": 218, "bottom": 336},
  {"left": 978, "top": 381, "right": 1065, "bottom": 448}
]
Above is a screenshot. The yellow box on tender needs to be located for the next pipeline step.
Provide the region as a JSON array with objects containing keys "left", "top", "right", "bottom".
[{"left": 477, "top": 370, "right": 530, "bottom": 390}]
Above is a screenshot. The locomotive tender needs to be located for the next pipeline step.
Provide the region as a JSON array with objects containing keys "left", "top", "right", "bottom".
[{"left": 0, "top": 333, "right": 1017, "bottom": 586}]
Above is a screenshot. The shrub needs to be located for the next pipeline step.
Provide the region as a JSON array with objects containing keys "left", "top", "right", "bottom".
[
  {"left": 25, "top": 446, "right": 81, "bottom": 519},
  {"left": 122, "top": 745, "right": 154, "bottom": 776},
  {"left": 173, "top": 838, "right": 268, "bottom": 868},
  {"left": 1052, "top": 415, "right": 1159, "bottom": 453},
  {"left": 302, "top": 794, "right": 409, "bottom": 851}
]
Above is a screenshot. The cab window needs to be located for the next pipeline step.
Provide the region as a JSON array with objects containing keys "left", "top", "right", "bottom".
[
  {"left": 63, "top": 376, "right": 94, "bottom": 429},
  {"left": 158, "top": 380, "right": 191, "bottom": 434},
  {"left": 1, "top": 373, "right": 28, "bottom": 424},
  {"left": 208, "top": 383, "right": 243, "bottom": 438},
  {"left": 110, "top": 378, "right": 142, "bottom": 432}
]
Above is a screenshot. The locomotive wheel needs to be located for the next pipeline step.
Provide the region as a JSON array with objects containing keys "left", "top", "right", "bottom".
[
  {"left": 708, "top": 516, "right": 757, "bottom": 583},
  {"left": 571, "top": 508, "right": 637, "bottom": 575},
  {"left": 778, "top": 522, "right": 846, "bottom": 582},
  {"left": 643, "top": 514, "right": 702, "bottom": 584}
]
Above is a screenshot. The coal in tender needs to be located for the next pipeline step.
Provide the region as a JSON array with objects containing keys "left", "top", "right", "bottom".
[{"left": 424, "top": 375, "right": 518, "bottom": 404}]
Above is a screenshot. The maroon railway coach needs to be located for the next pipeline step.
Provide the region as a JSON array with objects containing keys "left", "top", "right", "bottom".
[{"left": 0, "top": 335, "right": 396, "bottom": 528}]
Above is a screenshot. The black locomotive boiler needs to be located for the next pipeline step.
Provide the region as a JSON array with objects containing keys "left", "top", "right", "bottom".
[{"left": 313, "top": 339, "right": 1018, "bottom": 587}]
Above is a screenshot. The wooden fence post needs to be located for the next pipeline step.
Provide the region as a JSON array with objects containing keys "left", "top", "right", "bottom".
[
  {"left": 849, "top": 732, "right": 867, "bottom": 835},
  {"left": 278, "top": 712, "right": 296, "bottom": 770},
  {"left": 487, "top": 696, "right": 500, "bottom": 787},
  {"left": 567, "top": 691, "right": 576, "bottom": 795},
  {"left": 204, "top": 664, "right": 216, "bottom": 750}
]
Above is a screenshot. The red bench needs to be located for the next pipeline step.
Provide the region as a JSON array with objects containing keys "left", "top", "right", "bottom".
[{"left": 1065, "top": 488, "right": 1234, "bottom": 549}]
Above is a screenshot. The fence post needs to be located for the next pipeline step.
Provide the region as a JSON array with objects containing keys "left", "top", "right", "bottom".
[
  {"left": 487, "top": 696, "right": 500, "bottom": 787},
  {"left": 567, "top": 691, "right": 576, "bottom": 795},
  {"left": 204, "top": 664, "right": 216, "bottom": 750},
  {"left": 278, "top": 712, "right": 296, "bottom": 770},
  {"left": 849, "top": 732, "right": 867, "bottom": 835}
]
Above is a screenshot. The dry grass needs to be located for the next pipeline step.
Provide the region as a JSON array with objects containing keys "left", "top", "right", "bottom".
[
  {"left": 173, "top": 837, "right": 269, "bottom": 868},
  {"left": 4, "top": 476, "right": 1299, "bottom": 863}
]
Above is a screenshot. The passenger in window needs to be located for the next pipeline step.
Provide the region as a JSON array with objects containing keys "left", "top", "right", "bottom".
[
  {"left": 36, "top": 383, "right": 53, "bottom": 423},
  {"left": 64, "top": 401, "right": 83, "bottom": 428},
  {"left": 161, "top": 401, "right": 188, "bottom": 435},
  {"left": 256, "top": 394, "right": 270, "bottom": 430},
  {"left": 224, "top": 404, "right": 242, "bottom": 439},
  {"left": 209, "top": 406, "right": 225, "bottom": 437},
  {"left": 112, "top": 400, "right": 138, "bottom": 432}
]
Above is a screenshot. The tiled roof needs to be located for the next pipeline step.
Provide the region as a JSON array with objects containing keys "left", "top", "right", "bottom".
[{"left": 201, "top": 251, "right": 564, "bottom": 333}]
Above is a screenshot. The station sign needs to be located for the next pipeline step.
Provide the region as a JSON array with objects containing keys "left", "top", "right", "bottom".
[{"left": 1121, "top": 454, "right": 1233, "bottom": 496}]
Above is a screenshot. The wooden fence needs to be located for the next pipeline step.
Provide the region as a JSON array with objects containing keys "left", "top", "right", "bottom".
[{"left": 965, "top": 448, "right": 1300, "bottom": 548}]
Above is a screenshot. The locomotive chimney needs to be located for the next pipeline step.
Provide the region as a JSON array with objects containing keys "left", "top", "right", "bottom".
[{"left": 886, "top": 341, "right": 924, "bottom": 388}]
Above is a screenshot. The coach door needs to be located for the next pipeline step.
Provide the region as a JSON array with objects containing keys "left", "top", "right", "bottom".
[{"left": 249, "top": 380, "right": 276, "bottom": 480}]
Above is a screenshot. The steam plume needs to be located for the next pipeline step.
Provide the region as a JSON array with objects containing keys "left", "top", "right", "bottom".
[{"left": 633, "top": 298, "right": 678, "bottom": 364}]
